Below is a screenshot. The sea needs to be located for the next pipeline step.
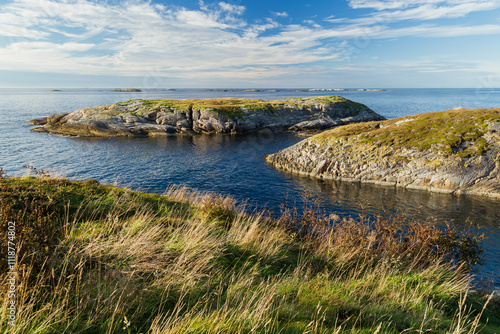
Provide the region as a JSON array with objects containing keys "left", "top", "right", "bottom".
[{"left": 1, "top": 87, "right": 499, "bottom": 290}]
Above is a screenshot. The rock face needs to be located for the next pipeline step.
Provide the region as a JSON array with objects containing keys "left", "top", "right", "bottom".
[
  {"left": 266, "top": 108, "right": 500, "bottom": 198},
  {"left": 28, "top": 96, "right": 384, "bottom": 137}
]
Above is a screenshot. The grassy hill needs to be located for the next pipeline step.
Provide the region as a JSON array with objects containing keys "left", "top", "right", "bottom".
[
  {"left": 313, "top": 108, "right": 500, "bottom": 158},
  {"left": 1, "top": 171, "right": 498, "bottom": 333}
]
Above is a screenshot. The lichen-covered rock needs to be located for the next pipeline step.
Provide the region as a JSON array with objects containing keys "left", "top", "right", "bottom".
[
  {"left": 28, "top": 96, "right": 384, "bottom": 137},
  {"left": 266, "top": 108, "right": 500, "bottom": 198}
]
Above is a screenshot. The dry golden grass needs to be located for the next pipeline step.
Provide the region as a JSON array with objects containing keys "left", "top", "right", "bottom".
[{"left": 0, "top": 175, "right": 498, "bottom": 333}]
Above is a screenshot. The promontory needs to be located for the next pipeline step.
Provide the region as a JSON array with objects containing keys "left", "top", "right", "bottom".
[
  {"left": 28, "top": 96, "right": 384, "bottom": 137},
  {"left": 266, "top": 108, "right": 500, "bottom": 198}
]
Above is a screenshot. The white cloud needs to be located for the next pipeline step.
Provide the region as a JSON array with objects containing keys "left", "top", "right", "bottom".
[
  {"left": 0, "top": 0, "right": 340, "bottom": 78},
  {"left": 0, "top": 0, "right": 499, "bottom": 84},
  {"left": 244, "top": 19, "right": 280, "bottom": 38},
  {"left": 0, "top": 9, "right": 51, "bottom": 39},
  {"left": 0, "top": 41, "right": 107, "bottom": 73},
  {"left": 9, "top": 41, "right": 95, "bottom": 52},
  {"left": 219, "top": 2, "right": 245, "bottom": 15},
  {"left": 379, "top": 23, "right": 500, "bottom": 38},
  {"left": 0, "top": 24, "right": 49, "bottom": 39},
  {"left": 273, "top": 11, "right": 289, "bottom": 17},
  {"left": 349, "top": 0, "right": 437, "bottom": 10},
  {"left": 342, "top": 0, "right": 500, "bottom": 24},
  {"left": 348, "top": 0, "right": 500, "bottom": 11},
  {"left": 176, "top": 9, "right": 229, "bottom": 28},
  {"left": 303, "top": 20, "right": 322, "bottom": 29},
  {"left": 321, "top": 0, "right": 500, "bottom": 44}
]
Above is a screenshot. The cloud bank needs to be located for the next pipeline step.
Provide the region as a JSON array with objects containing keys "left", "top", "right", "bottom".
[{"left": 0, "top": 0, "right": 499, "bottom": 85}]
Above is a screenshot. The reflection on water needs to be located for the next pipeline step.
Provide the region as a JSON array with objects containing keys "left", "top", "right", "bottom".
[
  {"left": 287, "top": 174, "right": 500, "bottom": 289},
  {"left": 68, "top": 132, "right": 304, "bottom": 205}
]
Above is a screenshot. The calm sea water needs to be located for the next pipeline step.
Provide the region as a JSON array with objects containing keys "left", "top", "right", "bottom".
[{"left": 1, "top": 88, "right": 499, "bottom": 290}]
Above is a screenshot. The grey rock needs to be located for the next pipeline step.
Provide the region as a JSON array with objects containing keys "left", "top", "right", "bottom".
[
  {"left": 142, "top": 110, "right": 157, "bottom": 121},
  {"left": 289, "top": 118, "right": 340, "bottom": 131}
]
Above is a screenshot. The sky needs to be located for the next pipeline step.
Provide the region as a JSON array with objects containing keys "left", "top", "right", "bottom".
[{"left": 1, "top": 0, "right": 500, "bottom": 88}]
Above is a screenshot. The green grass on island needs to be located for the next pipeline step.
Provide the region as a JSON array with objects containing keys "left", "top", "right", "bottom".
[
  {"left": 1, "top": 169, "right": 499, "bottom": 333},
  {"left": 116, "top": 96, "right": 360, "bottom": 118},
  {"left": 313, "top": 108, "right": 500, "bottom": 158}
]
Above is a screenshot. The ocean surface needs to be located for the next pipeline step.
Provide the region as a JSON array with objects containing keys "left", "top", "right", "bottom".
[{"left": 1, "top": 88, "right": 499, "bottom": 290}]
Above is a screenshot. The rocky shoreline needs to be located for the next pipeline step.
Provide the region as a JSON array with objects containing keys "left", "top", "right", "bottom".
[
  {"left": 28, "top": 96, "right": 384, "bottom": 137},
  {"left": 266, "top": 108, "right": 500, "bottom": 198}
]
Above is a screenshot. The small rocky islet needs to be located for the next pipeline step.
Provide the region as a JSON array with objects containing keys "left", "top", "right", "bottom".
[
  {"left": 266, "top": 108, "right": 500, "bottom": 198},
  {"left": 110, "top": 88, "right": 142, "bottom": 92},
  {"left": 28, "top": 96, "right": 384, "bottom": 137}
]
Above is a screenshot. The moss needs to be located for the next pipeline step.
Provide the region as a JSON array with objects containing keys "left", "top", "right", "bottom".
[
  {"left": 122, "top": 111, "right": 138, "bottom": 117},
  {"left": 139, "top": 99, "right": 191, "bottom": 111},
  {"left": 243, "top": 103, "right": 276, "bottom": 114},
  {"left": 114, "top": 96, "right": 367, "bottom": 119},
  {"left": 278, "top": 96, "right": 348, "bottom": 105},
  {"left": 314, "top": 108, "right": 500, "bottom": 158}
]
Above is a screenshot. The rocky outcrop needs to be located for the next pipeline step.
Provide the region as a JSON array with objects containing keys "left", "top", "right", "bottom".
[
  {"left": 111, "top": 88, "right": 141, "bottom": 92},
  {"left": 28, "top": 96, "right": 385, "bottom": 137},
  {"left": 266, "top": 108, "right": 500, "bottom": 198}
]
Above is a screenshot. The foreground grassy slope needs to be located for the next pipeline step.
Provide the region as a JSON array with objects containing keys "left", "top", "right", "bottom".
[{"left": 1, "top": 173, "right": 499, "bottom": 333}]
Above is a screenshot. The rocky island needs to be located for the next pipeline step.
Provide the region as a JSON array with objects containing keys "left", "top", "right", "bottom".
[
  {"left": 266, "top": 108, "right": 500, "bottom": 198},
  {"left": 28, "top": 96, "right": 384, "bottom": 137},
  {"left": 111, "top": 88, "right": 142, "bottom": 92}
]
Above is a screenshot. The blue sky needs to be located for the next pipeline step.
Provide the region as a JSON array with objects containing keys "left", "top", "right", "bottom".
[{"left": 1, "top": 0, "right": 500, "bottom": 88}]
